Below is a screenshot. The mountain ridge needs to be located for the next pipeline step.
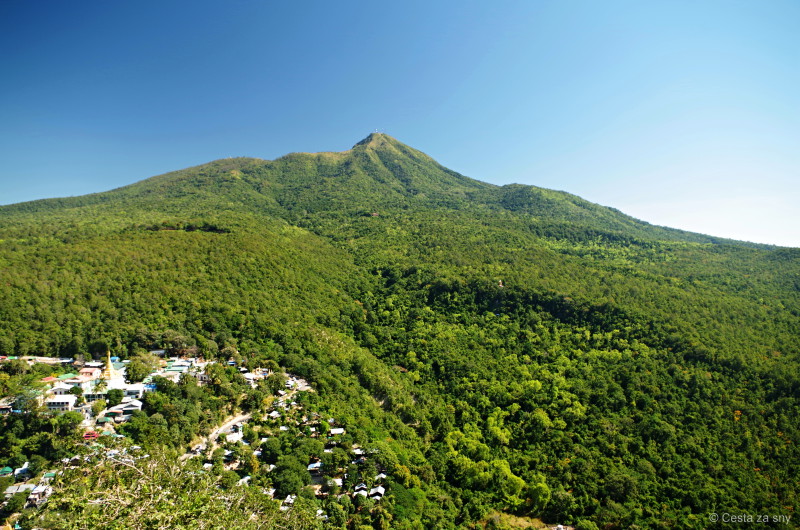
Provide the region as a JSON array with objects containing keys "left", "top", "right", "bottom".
[{"left": 0, "top": 133, "right": 778, "bottom": 249}]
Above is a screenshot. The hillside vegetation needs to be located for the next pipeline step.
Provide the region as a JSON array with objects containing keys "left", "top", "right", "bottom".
[{"left": 1, "top": 133, "right": 798, "bottom": 528}]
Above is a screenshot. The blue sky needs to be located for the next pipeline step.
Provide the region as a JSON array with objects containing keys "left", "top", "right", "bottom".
[{"left": 2, "top": 1, "right": 798, "bottom": 246}]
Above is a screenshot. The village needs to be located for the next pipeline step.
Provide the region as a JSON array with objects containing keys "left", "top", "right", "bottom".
[{"left": 0, "top": 352, "right": 389, "bottom": 522}]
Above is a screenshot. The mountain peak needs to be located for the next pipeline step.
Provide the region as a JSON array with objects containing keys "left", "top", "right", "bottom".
[{"left": 353, "top": 132, "right": 396, "bottom": 149}]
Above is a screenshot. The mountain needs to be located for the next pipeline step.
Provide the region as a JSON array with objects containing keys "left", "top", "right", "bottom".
[
  {"left": 1, "top": 134, "right": 798, "bottom": 528},
  {"left": 0, "top": 133, "right": 757, "bottom": 244}
]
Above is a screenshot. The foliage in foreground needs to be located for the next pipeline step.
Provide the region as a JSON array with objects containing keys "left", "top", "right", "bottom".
[{"left": 20, "top": 445, "right": 320, "bottom": 530}]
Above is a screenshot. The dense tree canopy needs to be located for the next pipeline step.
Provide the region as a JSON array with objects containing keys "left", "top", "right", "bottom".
[{"left": 0, "top": 134, "right": 797, "bottom": 528}]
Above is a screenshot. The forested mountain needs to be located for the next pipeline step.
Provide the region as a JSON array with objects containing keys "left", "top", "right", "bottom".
[{"left": 1, "top": 133, "right": 798, "bottom": 528}]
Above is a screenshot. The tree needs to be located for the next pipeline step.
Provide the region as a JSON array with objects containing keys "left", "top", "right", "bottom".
[
  {"left": 106, "top": 388, "right": 124, "bottom": 407},
  {"left": 2, "top": 491, "right": 27, "bottom": 517},
  {"left": 261, "top": 437, "right": 282, "bottom": 464},
  {"left": 91, "top": 399, "right": 107, "bottom": 417},
  {"left": 264, "top": 372, "right": 286, "bottom": 394},
  {"left": 27, "top": 454, "right": 48, "bottom": 476},
  {"left": 272, "top": 455, "right": 311, "bottom": 498},
  {"left": 68, "top": 385, "right": 85, "bottom": 405},
  {"left": 56, "top": 411, "right": 83, "bottom": 436},
  {"left": 94, "top": 378, "right": 108, "bottom": 393},
  {"left": 326, "top": 502, "right": 347, "bottom": 527},
  {"left": 242, "top": 388, "right": 266, "bottom": 412},
  {"left": 125, "top": 354, "right": 159, "bottom": 383},
  {"left": 1, "top": 358, "right": 29, "bottom": 375},
  {"left": 20, "top": 447, "right": 320, "bottom": 529}
]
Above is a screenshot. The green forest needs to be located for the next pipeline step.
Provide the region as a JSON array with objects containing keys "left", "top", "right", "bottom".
[{"left": 0, "top": 134, "right": 797, "bottom": 528}]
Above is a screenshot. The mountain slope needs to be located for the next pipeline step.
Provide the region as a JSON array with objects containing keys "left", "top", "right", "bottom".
[
  {"left": 0, "top": 134, "right": 798, "bottom": 528},
  {"left": 0, "top": 133, "right": 756, "bottom": 244}
]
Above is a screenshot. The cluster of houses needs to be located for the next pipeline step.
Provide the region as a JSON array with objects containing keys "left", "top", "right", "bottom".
[
  {"left": 1, "top": 352, "right": 146, "bottom": 416},
  {"left": 0, "top": 352, "right": 276, "bottom": 419},
  {"left": 269, "top": 378, "right": 389, "bottom": 512},
  {"left": 354, "top": 480, "right": 386, "bottom": 501},
  {"left": 1, "top": 356, "right": 392, "bottom": 518},
  {"left": 311, "top": 445, "right": 388, "bottom": 501},
  {"left": 1, "top": 464, "right": 56, "bottom": 508},
  {"left": 1, "top": 353, "right": 229, "bottom": 418},
  {"left": 190, "top": 373, "right": 389, "bottom": 519}
]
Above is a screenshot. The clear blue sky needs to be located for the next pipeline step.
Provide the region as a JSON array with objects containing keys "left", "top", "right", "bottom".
[{"left": 2, "top": 1, "right": 798, "bottom": 246}]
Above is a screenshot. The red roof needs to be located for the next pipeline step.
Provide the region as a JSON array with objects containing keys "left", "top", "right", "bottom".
[{"left": 41, "top": 376, "right": 58, "bottom": 382}]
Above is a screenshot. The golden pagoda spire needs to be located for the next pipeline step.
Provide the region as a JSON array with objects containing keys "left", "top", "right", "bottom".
[{"left": 102, "top": 350, "right": 120, "bottom": 381}]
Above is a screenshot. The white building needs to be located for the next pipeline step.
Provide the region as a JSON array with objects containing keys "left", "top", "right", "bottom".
[{"left": 46, "top": 394, "right": 77, "bottom": 412}]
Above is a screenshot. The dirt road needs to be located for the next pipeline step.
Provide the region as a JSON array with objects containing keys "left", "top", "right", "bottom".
[{"left": 179, "top": 412, "right": 251, "bottom": 461}]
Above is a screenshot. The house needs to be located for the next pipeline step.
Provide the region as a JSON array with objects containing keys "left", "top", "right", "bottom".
[
  {"left": 121, "top": 398, "right": 143, "bottom": 411},
  {"left": 14, "top": 462, "right": 29, "bottom": 477},
  {"left": 79, "top": 367, "right": 102, "bottom": 380},
  {"left": 124, "top": 384, "right": 145, "bottom": 399},
  {"left": 50, "top": 383, "right": 74, "bottom": 396},
  {"left": 280, "top": 494, "right": 296, "bottom": 511},
  {"left": 165, "top": 364, "right": 188, "bottom": 376},
  {"left": 28, "top": 485, "right": 53, "bottom": 505},
  {"left": 45, "top": 394, "right": 77, "bottom": 412},
  {"left": 105, "top": 399, "right": 143, "bottom": 418},
  {"left": 0, "top": 466, "right": 12, "bottom": 477},
  {"left": 4, "top": 484, "right": 35, "bottom": 499},
  {"left": 307, "top": 462, "right": 322, "bottom": 473},
  {"left": 329, "top": 428, "right": 345, "bottom": 436},
  {"left": 369, "top": 485, "right": 385, "bottom": 500}
]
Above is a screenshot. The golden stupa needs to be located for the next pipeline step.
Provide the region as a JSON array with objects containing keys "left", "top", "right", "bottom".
[{"left": 101, "top": 350, "right": 122, "bottom": 381}]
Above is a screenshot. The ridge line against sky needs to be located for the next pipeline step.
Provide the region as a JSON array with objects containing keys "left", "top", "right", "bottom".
[{"left": 1, "top": 1, "right": 798, "bottom": 247}]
